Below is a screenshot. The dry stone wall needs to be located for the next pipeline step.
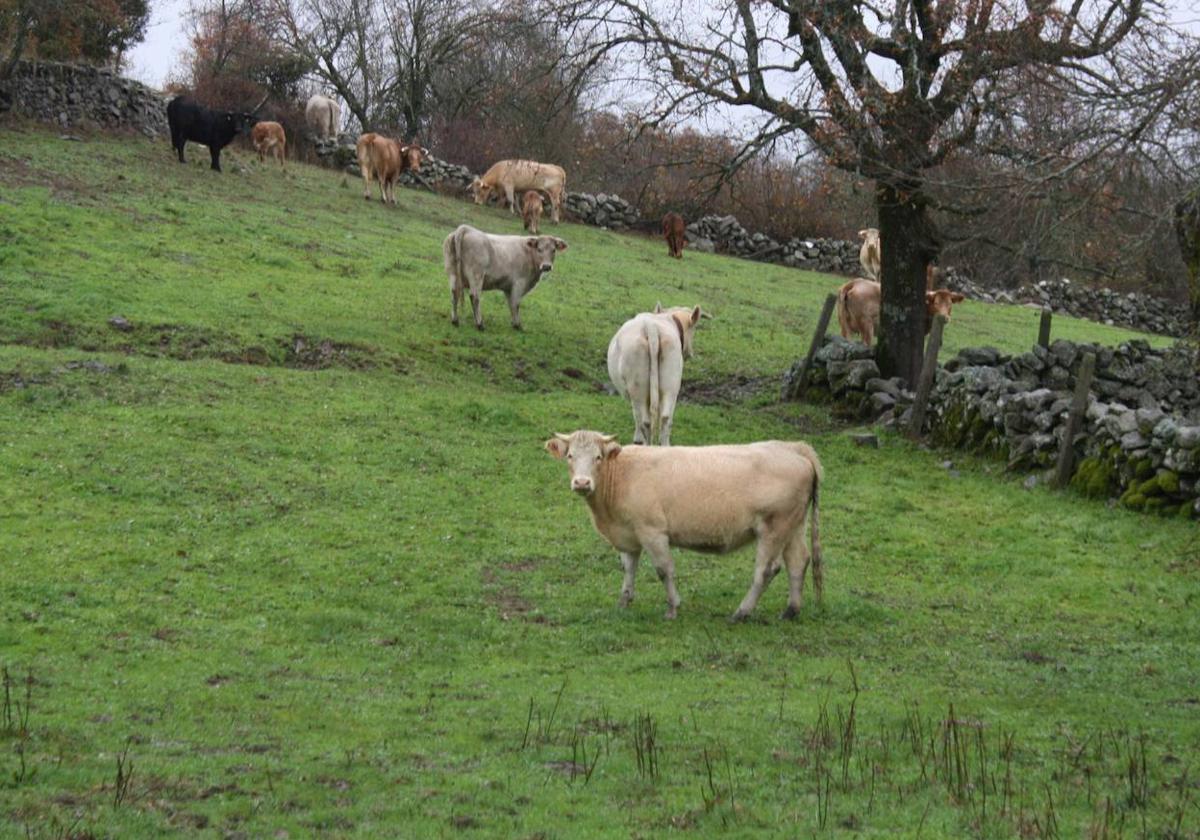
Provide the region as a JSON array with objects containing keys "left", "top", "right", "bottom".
[
  {"left": 1, "top": 60, "right": 166, "bottom": 137},
  {"left": 782, "top": 335, "right": 1200, "bottom": 517}
]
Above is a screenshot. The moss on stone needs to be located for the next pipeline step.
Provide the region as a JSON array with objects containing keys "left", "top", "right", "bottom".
[
  {"left": 1144, "top": 496, "right": 1169, "bottom": 513},
  {"left": 1155, "top": 469, "right": 1181, "bottom": 495},
  {"left": 1132, "top": 458, "right": 1155, "bottom": 480},
  {"left": 1072, "top": 457, "right": 1118, "bottom": 499},
  {"left": 1119, "top": 488, "right": 1146, "bottom": 510}
]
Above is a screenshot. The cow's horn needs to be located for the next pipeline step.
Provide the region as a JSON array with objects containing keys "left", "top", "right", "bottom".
[
  {"left": 554, "top": 433, "right": 571, "bottom": 442},
  {"left": 599, "top": 434, "right": 618, "bottom": 444},
  {"left": 250, "top": 93, "right": 270, "bottom": 115}
]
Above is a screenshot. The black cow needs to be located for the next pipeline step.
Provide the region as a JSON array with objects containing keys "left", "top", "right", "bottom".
[{"left": 166, "top": 96, "right": 255, "bottom": 172}]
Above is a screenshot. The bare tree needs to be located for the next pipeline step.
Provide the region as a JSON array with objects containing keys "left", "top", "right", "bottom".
[{"left": 556, "top": 0, "right": 1194, "bottom": 383}]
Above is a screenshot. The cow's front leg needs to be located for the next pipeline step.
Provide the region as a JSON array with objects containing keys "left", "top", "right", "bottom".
[
  {"left": 641, "top": 535, "right": 680, "bottom": 619},
  {"left": 505, "top": 185, "right": 517, "bottom": 215},
  {"left": 550, "top": 194, "right": 561, "bottom": 224},
  {"left": 209, "top": 147, "right": 222, "bottom": 172},
  {"left": 174, "top": 140, "right": 186, "bottom": 163},
  {"left": 618, "top": 551, "right": 639, "bottom": 607},
  {"left": 506, "top": 292, "right": 522, "bottom": 330}
]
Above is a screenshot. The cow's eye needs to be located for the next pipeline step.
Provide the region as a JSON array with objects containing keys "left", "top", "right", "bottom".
[
  {"left": 594, "top": 455, "right": 602, "bottom": 463},
  {"left": 566, "top": 453, "right": 574, "bottom": 460}
]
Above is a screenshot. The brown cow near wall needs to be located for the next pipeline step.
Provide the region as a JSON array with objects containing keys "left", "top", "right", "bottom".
[
  {"left": 662, "top": 212, "right": 685, "bottom": 259},
  {"left": 251, "top": 121, "right": 286, "bottom": 169}
]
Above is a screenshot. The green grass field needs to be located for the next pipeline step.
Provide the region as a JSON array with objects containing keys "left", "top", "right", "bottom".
[{"left": 1, "top": 121, "right": 1197, "bottom": 838}]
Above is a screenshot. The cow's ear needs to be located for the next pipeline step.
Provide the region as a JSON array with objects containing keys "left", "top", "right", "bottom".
[
  {"left": 950, "top": 292, "right": 965, "bottom": 303},
  {"left": 858, "top": 229, "right": 867, "bottom": 239},
  {"left": 526, "top": 238, "right": 539, "bottom": 249},
  {"left": 599, "top": 434, "right": 622, "bottom": 459},
  {"left": 654, "top": 301, "right": 663, "bottom": 313},
  {"left": 925, "top": 291, "right": 935, "bottom": 304},
  {"left": 690, "top": 305, "right": 702, "bottom": 325},
  {"left": 421, "top": 147, "right": 430, "bottom": 155},
  {"left": 545, "top": 436, "right": 569, "bottom": 459},
  {"left": 553, "top": 238, "right": 567, "bottom": 251}
]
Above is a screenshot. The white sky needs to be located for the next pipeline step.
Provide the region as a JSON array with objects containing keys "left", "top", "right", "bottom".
[{"left": 125, "top": 0, "right": 1200, "bottom": 92}]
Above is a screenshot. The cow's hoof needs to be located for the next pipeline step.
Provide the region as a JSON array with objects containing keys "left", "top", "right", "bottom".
[
  {"left": 780, "top": 606, "right": 799, "bottom": 621},
  {"left": 618, "top": 595, "right": 632, "bottom": 608},
  {"left": 728, "top": 611, "right": 748, "bottom": 624},
  {"left": 664, "top": 608, "right": 677, "bottom": 620},
  {"left": 511, "top": 323, "right": 522, "bottom": 331},
  {"left": 475, "top": 324, "right": 484, "bottom": 331}
]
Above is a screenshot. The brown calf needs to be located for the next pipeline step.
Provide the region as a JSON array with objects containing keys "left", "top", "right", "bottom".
[
  {"left": 521, "top": 190, "right": 544, "bottom": 235},
  {"left": 251, "top": 121, "right": 286, "bottom": 169},
  {"left": 925, "top": 289, "right": 965, "bottom": 333},
  {"left": 662, "top": 212, "right": 685, "bottom": 259},
  {"left": 836, "top": 278, "right": 881, "bottom": 347}
]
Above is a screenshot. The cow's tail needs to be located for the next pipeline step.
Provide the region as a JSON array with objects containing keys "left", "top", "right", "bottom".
[
  {"left": 789, "top": 441, "right": 822, "bottom": 589},
  {"left": 443, "top": 226, "right": 461, "bottom": 293},
  {"left": 644, "top": 317, "right": 661, "bottom": 444}
]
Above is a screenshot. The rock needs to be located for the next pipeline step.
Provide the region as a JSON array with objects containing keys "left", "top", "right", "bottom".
[
  {"left": 849, "top": 433, "right": 879, "bottom": 448},
  {"left": 108, "top": 316, "right": 133, "bottom": 332},
  {"left": 1023, "top": 474, "right": 1039, "bottom": 490}
]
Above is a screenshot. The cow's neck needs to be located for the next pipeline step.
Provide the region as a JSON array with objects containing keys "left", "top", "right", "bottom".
[
  {"left": 668, "top": 314, "right": 686, "bottom": 347},
  {"left": 583, "top": 457, "right": 622, "bottom": 532}
]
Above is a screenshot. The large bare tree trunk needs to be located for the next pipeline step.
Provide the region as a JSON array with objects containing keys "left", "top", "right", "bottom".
[{"left": 876, "top": 182, "right": 939, "bottom": 386}]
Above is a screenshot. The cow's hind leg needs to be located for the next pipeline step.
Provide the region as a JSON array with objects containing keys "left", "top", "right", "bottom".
[
  {"left": 450, "top": 282, "right": 462, "bottom": 326},
  {"left": 780, "top": 530, "right": 811, "bottom": 620},
  {"left": 618, "top": 551, "right": 640, "bottom": 607},
  {"left": 641, "top": 534, "right": 680, "bottom": 619},
  {"left": 731, "top": 527, "right": 789, "bottom": 623},
  {"left": 469, "top": 282, "right": 484, "bottom": 330}
]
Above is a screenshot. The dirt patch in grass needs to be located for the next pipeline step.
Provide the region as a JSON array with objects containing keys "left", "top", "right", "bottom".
[
  {"left": 680, "top": 374, "right": 774, "bottom": 404},
  {"left": 283, "top": 333, "right": 378, "bottom": 370}
]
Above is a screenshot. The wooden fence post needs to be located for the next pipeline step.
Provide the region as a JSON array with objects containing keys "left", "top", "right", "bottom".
[
  {"left": 782, "top": 292, "right": 837, "bottom": 401},
  {"left": 907, "top": 314, "right": 946, "bottom": 438},
  {"left": 1038, "top": 307, "right": 1053, "bottom": 348},
  {"left": 1052, "top": 351, "right": 1097, "bottom": 489}
]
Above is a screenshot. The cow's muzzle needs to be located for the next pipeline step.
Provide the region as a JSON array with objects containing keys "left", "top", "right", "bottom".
[
  {"left": 571, "top": 477, "right": 593, "bottom": 495},
  {"left": 540, "top": 264, "right": 553, "bottom": 273}
]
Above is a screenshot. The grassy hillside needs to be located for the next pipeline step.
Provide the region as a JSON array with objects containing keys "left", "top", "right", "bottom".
[{"left": 1, "top": 121, "right": 1197, "bottom": 838}]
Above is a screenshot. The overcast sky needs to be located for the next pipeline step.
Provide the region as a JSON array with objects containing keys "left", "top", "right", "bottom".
[{"left": 125, "top": 0, "right": 1200, "bottom": 91}]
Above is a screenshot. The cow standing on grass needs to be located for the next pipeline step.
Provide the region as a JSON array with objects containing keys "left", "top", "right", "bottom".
[
  {"left": 662, "top": 212, "right": 685, "bottom": 259},
  {"left": 305, "top": 94, "right": 340, "bottom": 140},
  {"left": 443, "top": 224, "right": 568, "bottom": 329},
  {"left": 607, "top": 304, "right": 704, "bottom": 446},
  {"left": 357, "top": 133, "right": 428, "bottom": 205},
  {"left": 545, "top": 431, "right": 823, "bottom": 622},
  {"left": 521, "top": 190, "right": 544, "bottom": 234},
  {"left": 251, "top": 121, "right": 286, "bottom": 169},
  {"left": 471, "top": 160, "right": 566, "bottom": 224},
  {"left": 166, "top": 96, "right": 257, "bottom": 172}
]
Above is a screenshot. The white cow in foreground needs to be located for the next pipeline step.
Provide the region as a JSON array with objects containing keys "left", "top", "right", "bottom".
[
  {"left": 545, "top": 430, "right": 823, "bottom": 622},
  {"left": 443, "top": 224, "right": 568, "bottom": 329},
  {"left": 606, "top": 304, "right": 703, "bottom": 446}
]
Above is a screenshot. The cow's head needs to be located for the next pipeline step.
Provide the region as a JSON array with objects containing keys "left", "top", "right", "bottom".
[
  {"left": 858, "top": 227, "right": 880, "bottom": 246},
  {"left": 925, "top": 289, "right": 965, "bottom": 329},
  {"left": 527, "top": 236, "right": 568, "bottom": 273},
  {"left": 654, "top": 303, "right": 706, "bottom": 359},
  {"left": 229, "top": 111, "right": 256, "bottom": 136},
  {"left": 545, "top": 430, "right": 621, "bottom": 496},
  {"left": 470, "top": 178, "right": 491, "bottom": 205},
  {"left": 400, "top": 143, "right": 429, "bottom": 172}
]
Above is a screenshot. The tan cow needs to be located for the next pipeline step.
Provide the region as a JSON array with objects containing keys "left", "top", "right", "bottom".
[
  {"left": 545, "top": 431, "right": 822, "bottom": 622},
  {"left": 836, "top": 278, "right": 881, "bottom": 347},
  {"left": 471, "top": 160, "right": 566, "bottom": 223},
  {"left": 521, "top": 190, "right": 544, "bottom": 235},
  {"left": 305, "top": 94, "right": 339, "bottom": 140},
  {"left": 858, "top": 228, "right": 881, "bottom": 281},
  {"left": 662, "top": 212, "right": 685, "bottom": 259},
  {"left": 606, "top": 304, "right": 702, "bottom": 446},
  {"left": 356, "top": 133, "right": 427, "bottom": 205},
  {"left": 251, "top": 121, "right": 286, "bottom": 169},
  {"left": 443, "top": 224, "right": 568, "bottom": 329},
  {"left": 925, "top": 289, "right": 965, "bottom": 332}
]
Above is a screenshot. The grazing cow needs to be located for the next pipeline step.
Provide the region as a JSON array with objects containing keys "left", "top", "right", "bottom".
[
  {"left": 521, "top": 190, "right": 544, "bottom": 234},
  {"left": 251, "top": 121, "right": 286, "bottom": 169},
  {"left": 858, "top": 228, "right": 881, "bottom": 281},
  {"left": 471, "top": 160, "right": 566, "bottom": 224},
  {"left": 607, "top": 304, "right": 703, "bottom": 447},
  {"left": 836, "top": 278, "right": 881, "bottom": 347},
  {"left": 443, "top": 224, "right": 568, "bottom": 329},
  {"left": 662, "top": 212, "right": 685, "bottom": 259},
  {"left": 545, "top": 431, "right": 822, "bottom": 622},
  {"left": 356, "top": 134, "right": 427, "bottom": 204},
  {"left": 925, "top": 289, "right": 965, "bottom": 332},
  {"left": 166, "top": 95, "right": 255, "bottom": 172},
  {"left": 305, "top": 94, "right": 340, "bottom": 140}
]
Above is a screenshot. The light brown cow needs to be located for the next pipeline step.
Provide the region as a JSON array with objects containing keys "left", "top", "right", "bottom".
[
  {"left": 521, "top": 190, "right": 544, "bottom": 235},
  {"left": 471, "top": 160, "right": 566, "bottom": 224},
  {"left": 356, "top": 134, "right": 428, "bottom": 204},
  {"left": 443, "top": 224, "right": 568, "bottom": 329},
  {"left": 662, "top": 212, "right": 685, "bottom": 259},
  {"left": 858, "top": 228, "right": 881, "bottom": 281},
  {"left": 545, "top": 431, "right": 822, "bottom": 622},
  {"left": 836, "top": 278, "right": 881, "bottom": 347},
  {"left": 925, "top": 289, "right": 965, "bottom": 332},
  {"left": 251, "top": 121, "right": 286, "bottom": 169}
]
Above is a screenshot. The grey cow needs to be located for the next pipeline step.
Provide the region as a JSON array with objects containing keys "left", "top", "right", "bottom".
[{"left": 443, "top": 224, "right": 568, "bottom": 330}]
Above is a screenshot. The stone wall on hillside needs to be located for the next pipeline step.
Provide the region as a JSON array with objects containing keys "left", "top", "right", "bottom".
[
  {"left": 781, "top": 335, "right": 1200, "bottom": 517},
  {"left": 1, "top": 60, "right": 166, "bottom": 137}
]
